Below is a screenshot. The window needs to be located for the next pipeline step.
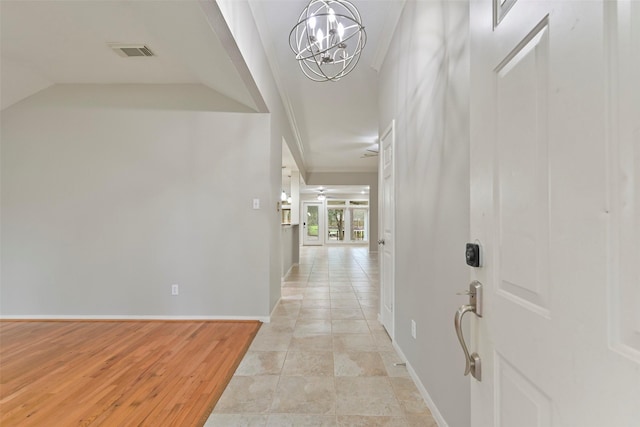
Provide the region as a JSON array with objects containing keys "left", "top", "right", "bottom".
[
  {"left": 323, "top": 199, "right": 368, "bottom": 244},
  {"left": 327, "top": 208, "right": 346, "bottom": 241},
  {"left": 350, "top": 208, "right": 367, "bottom": 241}
]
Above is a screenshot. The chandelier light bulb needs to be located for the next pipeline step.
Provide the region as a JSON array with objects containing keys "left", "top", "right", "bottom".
[{"left": 289, "top": 0, "right": 367, "bottom": 82}]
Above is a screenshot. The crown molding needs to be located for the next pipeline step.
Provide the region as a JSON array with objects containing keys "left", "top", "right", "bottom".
[
  {"left": 247, "top": 0, "right": 308, "bottom": 168},
  {"left": 370, "top": 0, "right": 406, "bottom": 72}
]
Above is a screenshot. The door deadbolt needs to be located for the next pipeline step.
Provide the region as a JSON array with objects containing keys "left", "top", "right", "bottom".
[{"left": 465, "top": 243, "right": 480, "bottom": 267}]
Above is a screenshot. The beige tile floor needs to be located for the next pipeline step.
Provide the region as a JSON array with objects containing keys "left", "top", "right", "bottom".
[{"left": 206, "top": 246, "right": 437, "bottom": 427}]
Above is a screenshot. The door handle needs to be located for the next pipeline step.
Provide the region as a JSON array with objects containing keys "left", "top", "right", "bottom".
[
  {"left": 454, "top": 281, "right": 482, "bottom": 381},
  {"left": 378, "top": 239, "right": 385, "bottom": 245}
]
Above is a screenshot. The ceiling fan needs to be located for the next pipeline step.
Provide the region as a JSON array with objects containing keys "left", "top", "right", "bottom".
[
  {"left": 315, "top": 189, "right": 339, "bottom": 201},
  {"left": 360, "top": 148, "right": 379, "bottom": 158}
]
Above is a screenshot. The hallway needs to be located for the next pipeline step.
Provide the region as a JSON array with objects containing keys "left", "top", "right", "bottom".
[{"left": 206, "top": 246, "right": 437, "bottom": 426}]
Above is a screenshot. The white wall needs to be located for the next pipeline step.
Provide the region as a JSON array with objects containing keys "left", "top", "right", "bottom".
[
  {"left": 281, "top": 225, "right": 299, "bottom": 278},
  {"left": 1, "top": 84, "right": 273, "bottom": 319},
  {"left": 215, "top": 0, "right": 308, "bottom": 312},
  {"left": 379, "top": 2, "right": 470, "bottom": 427}
]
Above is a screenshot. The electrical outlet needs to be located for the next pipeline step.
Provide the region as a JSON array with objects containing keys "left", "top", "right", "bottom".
[
  {"left": 411, "top": 320, "right": 417, "bottom": 339},
  {"left": 171, "top": 284, "right": 179, "bottom": 296}
]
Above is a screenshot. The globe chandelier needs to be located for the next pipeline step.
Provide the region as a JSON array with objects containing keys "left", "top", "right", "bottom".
[{"left": 289, "top": 0, "right": 367, "bottom": 82}]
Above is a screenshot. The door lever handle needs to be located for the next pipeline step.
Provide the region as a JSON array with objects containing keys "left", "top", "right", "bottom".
[
  {"left": 457, "top": 281, "right": 482, "bottom": 316},
  {"left": 454, "top": 305, "right": 481, "bottom": 380},
  {"left": 453, "top": 281, "right": 482, "bottom": 381}
]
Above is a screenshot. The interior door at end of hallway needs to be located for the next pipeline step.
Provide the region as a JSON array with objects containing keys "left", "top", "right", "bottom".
[{"left": 380, "top": 121, "right": 395, "bottom": 339}]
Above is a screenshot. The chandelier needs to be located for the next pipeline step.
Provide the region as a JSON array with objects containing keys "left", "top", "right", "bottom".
[{"left": 289, "top": 0, "right": 367, "bottom": 82}]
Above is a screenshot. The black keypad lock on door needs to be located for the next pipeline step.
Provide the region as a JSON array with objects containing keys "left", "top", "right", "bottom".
[{"left": 466, "top": 243, "right": 480, "bottom": 267}]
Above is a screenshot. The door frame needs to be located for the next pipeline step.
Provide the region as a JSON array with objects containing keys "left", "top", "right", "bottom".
[{"left": 379, "top": 120, "right": 395, "bottom": 339}]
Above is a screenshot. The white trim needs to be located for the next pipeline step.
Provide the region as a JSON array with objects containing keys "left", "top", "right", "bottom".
[
  {"left": 0, "top": 314, "right": 270, "bottom": 322},
  {"left": 269, "top": 298, "right": 282, "bottom": 322},
  {"left": 247, "top": 0, "right": 307, "bottom": 165},
  {"left": 199, "top": 0, "right": 268, "bottom": 113},
  {"left": 392, "top": 340, "right": 449, "bottom": 427},
  {"left": 370, "top": 0, "right": 407, "bottom": 72},
  {"left": 282, "top": 263, "right": 298, "bottom": 280}
]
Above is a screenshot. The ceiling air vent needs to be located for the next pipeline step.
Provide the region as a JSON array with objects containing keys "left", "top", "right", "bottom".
[{"left": 109, "top": 44, "right": 155, "bottom": 58}]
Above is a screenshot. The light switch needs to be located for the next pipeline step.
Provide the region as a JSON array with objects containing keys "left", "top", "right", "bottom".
[{"left": 252, "top": 198, "right": 260, "bottom": 209}]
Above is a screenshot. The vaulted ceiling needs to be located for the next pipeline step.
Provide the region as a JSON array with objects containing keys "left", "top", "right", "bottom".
[
  {"left": 0, "top": 1, "right": 256, "bottom": 111},
  {"left": 249, "top": 0, "right": 404, "bottom": 173},
  {"left": 1, "top": 0, "right": 404, "bottom": 176}
]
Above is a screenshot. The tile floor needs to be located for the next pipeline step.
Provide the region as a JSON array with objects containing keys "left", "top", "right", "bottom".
[{"left": 205, "top": 246, "right": 437, "bottom": 427}]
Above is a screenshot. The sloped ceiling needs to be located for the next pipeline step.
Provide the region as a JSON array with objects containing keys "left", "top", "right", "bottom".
[
  {"left": 2, "top": 0, "right": 405, "bottom": 178},
  {"left": 0, "top": 0, "right": 258, "bottom": 111}
]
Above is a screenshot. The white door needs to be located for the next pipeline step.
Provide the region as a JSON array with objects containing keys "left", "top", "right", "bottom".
[
  {"left": 302, "top": 202, "right": 323, "bottom": 246},
  {"left": 468, "top": 0, "right": 640, "bottom": 425},
  {"left": 380, "top": 122, "right": 395, "bottom": 338}
]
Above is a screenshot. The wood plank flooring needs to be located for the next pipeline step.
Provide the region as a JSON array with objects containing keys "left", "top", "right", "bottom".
[{"left": 0, "top": 320, "right": 261, "bottom": 426}]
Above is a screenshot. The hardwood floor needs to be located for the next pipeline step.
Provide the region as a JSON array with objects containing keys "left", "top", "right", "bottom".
[{"left": 0, "top": 320, "right": 261, "bottom": 426}]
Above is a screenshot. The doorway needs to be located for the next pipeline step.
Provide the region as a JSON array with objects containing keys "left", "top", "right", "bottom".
[
  {"left": 379, "top": 121, "right": 395, "bottom": 339},
  {"left": 302, "top": 202, "right": 323, "bottom": 246}
]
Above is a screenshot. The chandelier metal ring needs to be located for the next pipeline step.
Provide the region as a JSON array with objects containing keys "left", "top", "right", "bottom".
[{"left": 289, "top": 0, "right": 367, "bottom": 82}]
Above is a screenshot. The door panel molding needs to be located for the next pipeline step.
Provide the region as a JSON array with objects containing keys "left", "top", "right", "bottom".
[
  {"left": 495, "top": 16, "right": 551, "bottom": 318},
  {"left": 494, "top": 0, "right": 518, "bottom": 28},
  {"left": 607, "top": 0, "right": 640, "bottom": 361},
  {"left": 495, "top": 352, "right": 552, "bottom": 427}
]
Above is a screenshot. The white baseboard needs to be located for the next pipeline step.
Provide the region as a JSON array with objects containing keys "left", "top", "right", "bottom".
[
  {"left": 0, "top": 314, "right": 271, "bottom": 322},
  {"left": 268, "top": 298, "right": 283, "bottom": 322},
  {"left": 281, "top": 263, "right": 298, "bottom": 280},
  {"left": 392, "top": 340, "right": 449, "bottom": 427}
]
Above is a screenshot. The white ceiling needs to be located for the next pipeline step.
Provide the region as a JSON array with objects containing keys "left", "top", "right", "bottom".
[
  {"left": 0, "top": 0, "right": 256, "bottom": 110},
  {"left": 249, "top": 0, "right": 403, "bottom": 173},
  {"left": 1, "top": 0, "right": 403, "bottom": 180}
]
